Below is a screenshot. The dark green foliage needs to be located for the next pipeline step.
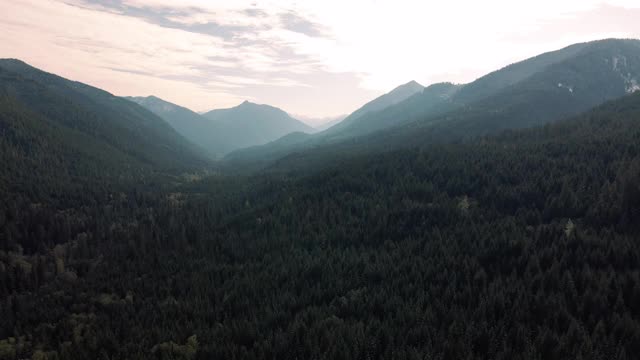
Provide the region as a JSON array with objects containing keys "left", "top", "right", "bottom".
[
  {"left": 222, "top": 131, "right": 313, "bottom": 173},
  {"left": 3, "top": 87, "right": 640, "bottom": 360}
]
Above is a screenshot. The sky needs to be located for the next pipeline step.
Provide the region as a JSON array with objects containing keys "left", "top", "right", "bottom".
[{"left": 2, "top": 1, "right": 640, "bottom": 122}]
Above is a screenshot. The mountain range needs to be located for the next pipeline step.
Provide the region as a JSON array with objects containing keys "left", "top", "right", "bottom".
[
  {"left": 128, "top": 96, "right": 313, "bottom": 159},
  {"left": 225, "top": 38, "right": 640, "bottom": 171},
  {"left": 3, "top": 39, "right": 640, "bottom": 179}
]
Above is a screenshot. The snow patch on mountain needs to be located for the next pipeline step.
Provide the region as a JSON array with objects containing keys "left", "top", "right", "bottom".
[
  {"left": 612, "top": 55, "right": 628, "bottom": 71},
  {"left": 627, "top": 79, "right": 640, "bottom": 93},
  {"left": 161, "top": 103, "right": 176, "bottom": 112},
  {"left": 557, "top": 83, "right": 574, "bottom": 93},
  {"left": 610, "top": 56, "right": 640, "bottom": 93}
]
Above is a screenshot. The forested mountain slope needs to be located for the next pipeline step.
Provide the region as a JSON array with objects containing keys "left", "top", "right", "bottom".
[
  {"left": 0, "top": 60, "right": 207, "bottom": 194},
  {"left": 3, "top": 89, "right": 640, "bottom": 359},
  {"left": 325, "top": 82, "right": 460, "bottom": 139},
  {"left": 325, "top": 80, "right": 426, "bottom": 135}
]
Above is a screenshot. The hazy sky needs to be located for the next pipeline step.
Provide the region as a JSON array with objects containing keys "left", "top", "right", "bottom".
[{"left": 2, "top": 0, "right": 640, "bottom": 120}]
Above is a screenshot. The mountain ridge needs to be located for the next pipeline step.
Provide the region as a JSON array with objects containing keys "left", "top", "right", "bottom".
[
  {"left": 0, "top": 59, "right": 207, "bottom": 167},
  {"left": 224, "top": 38, "right": 640, "bottom": 172},
  {"left": 325, "top": 80, "right": 426, "bottom": 134},
  {"left": 0, "top": 59, "right": 209, "bottom": 195}
]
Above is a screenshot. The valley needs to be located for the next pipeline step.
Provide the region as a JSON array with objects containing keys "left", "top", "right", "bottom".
[{"left": 1, "top": 38, "right": 640, "bottom": 360}]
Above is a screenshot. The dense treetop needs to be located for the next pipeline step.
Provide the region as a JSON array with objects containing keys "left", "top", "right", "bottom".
[{"left": 2, "top": 84, "right": 640, "bottom": 359}]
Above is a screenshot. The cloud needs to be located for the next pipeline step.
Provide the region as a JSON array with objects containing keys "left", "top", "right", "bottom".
[
  {"left": 70, "top": 0, "right": 264, "bottom": 40},
  {"left": 280, "top": 11, "right": 329, "bottom": 37},
  {"left": 243, "top": 8, "right": 268, "bottom": 18},
  {"left": 0, "top": 0, "right": 338, "bottom": 113}
]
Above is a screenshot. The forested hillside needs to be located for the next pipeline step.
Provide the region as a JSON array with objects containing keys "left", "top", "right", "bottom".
[
  {"left": 0, "top": 59, "right": 208, "bottom": 195},
  {"left": 325, "top": 80, "right": 427, "bottom": 136},
  {"left": 2, "top": 89, "right": 640, "bottom": 359}
]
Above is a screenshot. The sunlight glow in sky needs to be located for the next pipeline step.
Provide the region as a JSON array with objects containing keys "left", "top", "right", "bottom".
[{"left": 2, "top": 0, "right": 640, "bottom": 120}]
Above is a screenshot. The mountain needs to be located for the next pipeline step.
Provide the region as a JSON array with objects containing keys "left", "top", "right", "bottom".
[
  {"left": 327, "top": 41, "right": 613, "bottom": 140},
  {"left": 129, "top": 97, "right": 313, "bottom": 158},
  {"left": 0, "top": 59, "right": 207, "bottom": 191},
  {"left": 126, "top": 96, "right": 228, "bottom": 158},
  {"left": 326, "top": 81, "right": 460, "bottom": 139},
  {"left": 226, "top": 38, "right": 640, "bottom": 172},
  {"left": 326, "top": 80, "right": 425, "bottom": 134},
  {"left": 389, "top": 38, "right": 640, "bottom": 143},
  {"left": 222, "top": 81, "right": 436, "bottom": 170},
  {"left": 202, "top": 101, "right": 313, "bottom": 150}
]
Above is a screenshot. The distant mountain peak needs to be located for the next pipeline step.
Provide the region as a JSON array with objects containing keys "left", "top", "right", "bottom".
[
  {"left": 182, "top": 100, "right": 314, "bottom": 153},
  {"left": 237, "top": 100, "right": 274, "bottom": 110},
  {"left": 385, "top": 80, "right": 425, "bottom": 100},
  {"left": 239, "top": 100, "right": 267, "bottom": 108},
  {"left": 392, "top": 80, "right": 423, "bottom": 92},
  {"left": 405, "top": 80, "right": 423, "bottom": 87}
]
